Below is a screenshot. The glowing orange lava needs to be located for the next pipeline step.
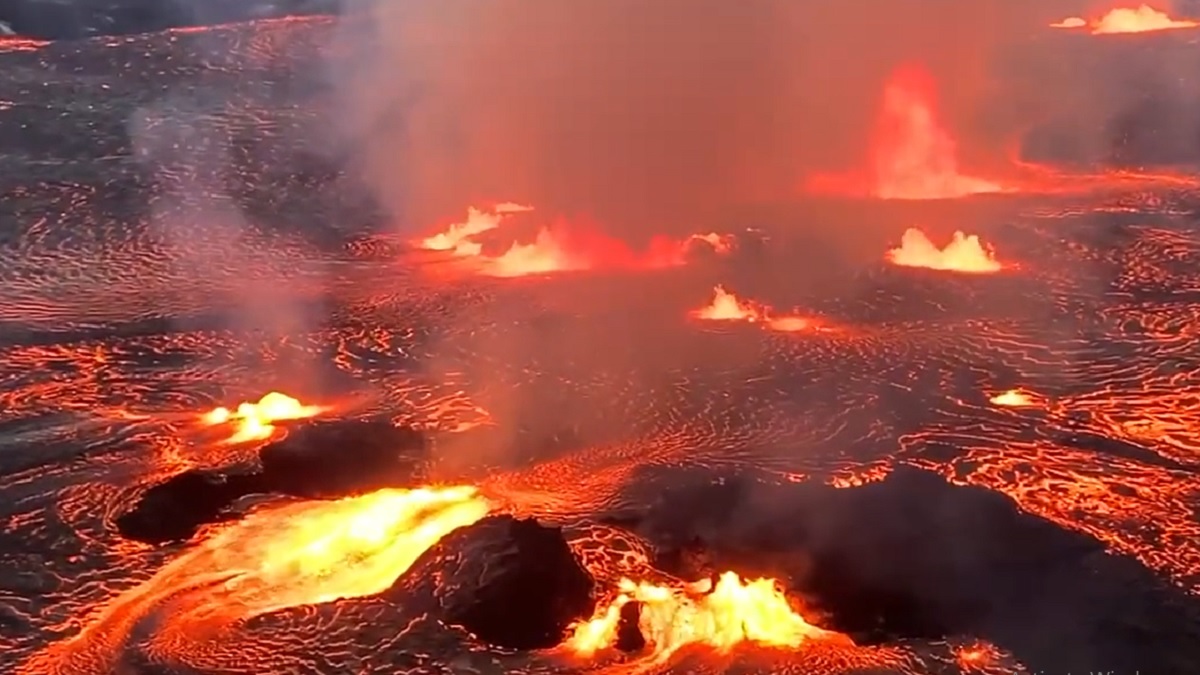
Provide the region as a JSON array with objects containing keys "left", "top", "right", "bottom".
[
  {"left": 568, "top": 571, "right": 849, "bottom": 662},
  {"left": 806, "top": 64, "right": 1006, "bottom": 200},
  {"left": 1051, "top": 5, "right": 1198, "bottom": 33},
  {"left": 686, "top": 232, "right": 736, "bottom": 254},
  {"left": 478, "top": 220, "right": 701, "bottom": 278},
  {"left": 886, "top": 228, "right": 1003, "bottom": 274},
  {"left": 201, "top": 391, "right": 323, "bottom": 444},
  {"left": 24, "top": 487, "right": 491, "bottom": 674},
  {"left": 416, "top": 202, "right": 533, "bottom": 257},
  {"left": 990, "top": 389, "right": 1035, "bottom": 407},
  {"left": 691, "top": 286, "right": 824, "bottom": 333}
]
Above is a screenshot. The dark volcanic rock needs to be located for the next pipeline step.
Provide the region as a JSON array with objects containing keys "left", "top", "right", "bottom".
[
  {"left": 114, "top": 467, "right": 264, "bottom": 543},
  {"left": 116, "top": 420, "right": 430, "bottom": 544},
  {"left": 404, "top": 515, "right": 595, "bottom": 651},
  {"left": 259, "top": 419, "right": 429, "bottom": 498},
  {"left": 641, "top": 466, "right": 1200, "bottom": 675}
]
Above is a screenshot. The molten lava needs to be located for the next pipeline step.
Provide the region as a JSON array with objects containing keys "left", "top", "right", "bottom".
[
  {"left": 1051, "top": 5, "right": 1198, "bottom": 34},
  {"left": 806, "top": 64, "right": 1006, "bottom": 200},
  {"left": 568, "top": 571, "right": 849, "bottom": 662},
  {"left": 990, "top": 389, "right": 1035, "bottom": 407},
  {"left": 25, "top": 487, "right": 491, "bottom": 674},
  {"left": 416, "top": 202, "right": 533, "bottom": 257},
  {"left": 478, "top": 221, "right": 704, "bottom": 278},
  {"left": 886, "top": 228, "right": 1003, "bottom": 274},
  {"left": 201, "top": 391, "right": 323, "bottom": 443},
  {"left": 691, "top": 286, "right": 824, "bottom": 333}
]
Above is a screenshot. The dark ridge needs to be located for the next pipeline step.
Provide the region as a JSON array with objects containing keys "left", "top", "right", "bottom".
[
  {"left": 115, "top": 419, "right": 430, "bottom": 544},
  {"left": 257, "top": 419, "right": 428, "bottom": 498},
  {"left": 0, "top": 0, "right": 340, "bottom": 41},
  {"left": 401, "top": 515, "right": 596, "bottom": 651},
  {"left": 634, "top": 466, "right": 1200, "bottom": 675},
  {"left": 113, "top": 467, "right": 264, "bottom": 544}
]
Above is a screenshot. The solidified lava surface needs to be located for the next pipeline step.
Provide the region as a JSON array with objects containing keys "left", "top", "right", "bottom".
[{"left": 1, "top": 14, "right": 1200, "bottom": 675}]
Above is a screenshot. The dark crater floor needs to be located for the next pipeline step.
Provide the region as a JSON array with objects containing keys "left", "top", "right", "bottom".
[{"left": 621, "top": 467, "right": 1200, "bottom": 675}]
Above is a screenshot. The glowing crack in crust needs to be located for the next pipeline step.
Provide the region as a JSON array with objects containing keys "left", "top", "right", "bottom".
[{"left": 2, "top": 10, "right": 1200, "bottom": 675}]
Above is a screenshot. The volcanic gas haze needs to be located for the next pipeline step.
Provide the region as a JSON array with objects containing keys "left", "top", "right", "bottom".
[{"left": 328, "top": 0, "right": 1051, "bottom": 229}]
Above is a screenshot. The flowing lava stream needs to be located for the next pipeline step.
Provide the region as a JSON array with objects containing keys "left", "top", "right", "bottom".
[
  {"left": 805, "top": 64, "right": 1007, "bottom": 200},
  {"left": 201, "top": 391, "right": 324, "bottom": 443},
  {"left": 886, "top": 228, "right": 1004, "bottom": 273},
  {"left": 691, "top": 286, "right": 826, "bottom": 333},
  {"left": 568, "top": 572, "right": 851, "bottom": 664},
  {"left": 1051, "top": 5, "right": 1199, "bottom": 33},
  {"left": 22, "top": 486, "right": 492, "bottom": 675}
]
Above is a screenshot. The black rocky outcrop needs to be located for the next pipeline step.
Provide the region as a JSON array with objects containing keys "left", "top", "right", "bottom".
[
  {"left": 402, "top": 515, "right": 596, "bottom": 651},
  {"left": 116, "top": 419, "right": 430, "bottom": 544}
]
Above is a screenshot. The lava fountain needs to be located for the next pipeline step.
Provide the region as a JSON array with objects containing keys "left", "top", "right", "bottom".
[
  {"left": 886, "top": 228, "right": 1004, "bottom": 273},
  {"left": 1051, "top": 5, "right": 1198, "bottom": 34},
  {"left": 691, "top": 286, "right": 825, "bottom": 333},
  {"left": 201, "top": 392, "right": 325, "bottom": 444},
  {"left": 23, "top": 486, "right": 492, "bottom": 675},
  {"left": 568, "top": 571, "right": 850, "bottom": 663},
  {"left": 415, "top": 203, "right": 533, "bottom": 257},
  {"left": 805, "top": 64, "right": 1007, "bottom": 200}
]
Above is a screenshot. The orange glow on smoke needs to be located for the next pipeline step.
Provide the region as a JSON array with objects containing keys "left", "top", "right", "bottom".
[
  {"left": 568, "top": 571, "right": 849, "bottom": 662},
  {"left": 1051, "top": 5, "right": 1198, "bottom": 33},
  {"left": 886, "top": 228, "right": 1003, "bottom": 274},
  {"left": 990, "top": 389, "right": 1035, "bottom": 407},
  {"left": 477, "top": 220, "right": 726, "bottom": 278},
  {"left": 417, "top": 204, "right": 734, "bottom": 278},
  {"left": 691, "top": 286, "right": 824, "bottom": 333},
  {"left": 201, "top": 391, "right": 324, "bottom": 444},
  {"left": 416, "top": 202, "right": 533, "bottom": 257},
  {"left": 806, "top": 64, "right": 1006, "bottom": 200},
  {"left": 24, "top": 487, "right": 491, "bottom": 674}
]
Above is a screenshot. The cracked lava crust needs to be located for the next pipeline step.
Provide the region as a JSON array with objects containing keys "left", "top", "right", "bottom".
[{"left": 2, "top": 10, "right": 1200, "bottom": 675}]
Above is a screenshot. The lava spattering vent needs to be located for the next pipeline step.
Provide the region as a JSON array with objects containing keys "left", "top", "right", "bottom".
[
  {"left": 22, "top": 486, "right": 491, "bottom": 675},
  {"left": 1051, "top": 5, "right": 1198, "bottom": 33},
  {"left": 690, "top": 286, "right": 829, "bottom": 333},
  {"left": 201, "top": 391, "right": 325, "bottom": 444},
  {"left": 885, "top": 228, "right": 1004, "bottom": 273},
  {"left": 805, "top": 64, "right": 1007, "bottom": 200},
  {"left": 414, "top": 204, "right": 733, "bottom": 278},
  {"left": 416, "top": 202, "right": 534, "bottom": 257},
  {"left": 567, "top": 571, "right": 851, "bottom": 664}
]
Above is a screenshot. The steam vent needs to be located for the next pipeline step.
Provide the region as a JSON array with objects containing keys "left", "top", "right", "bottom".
[{"left": 4, "top": 3, "right": 1200, "bottom": 675}]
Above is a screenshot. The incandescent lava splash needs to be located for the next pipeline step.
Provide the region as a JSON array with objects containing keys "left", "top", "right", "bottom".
[
  {"left": 415, "top": 205, "right": 733, "bottom": 278},
  {"left": 568, "top": 571, "right": 850, "bottom": 663},
  {"left": 805, "top": 64, "right": 1006, "bottom": 200},
  {"left": 1051, "top": 5, "right": 1199, "bottom": 34},
  {"left": 417, "top": 203, "right": 534, "bottom": 258},
  {"left": 691, "top": 286, "right": 827, "bottom": 333},
  {"left": 202, "top": 391, "right": 324, "bottom": 444},
  {"left": 23, "top": 486, "right": 491, "bottom": 675},
  {"left": 886, "top": 228, "right": 1004, "bottom": 274}
]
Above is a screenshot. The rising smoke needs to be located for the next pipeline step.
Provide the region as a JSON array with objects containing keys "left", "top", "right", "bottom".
[{"left": 325, "top": 0, "right": 1129, "bottom": 237}]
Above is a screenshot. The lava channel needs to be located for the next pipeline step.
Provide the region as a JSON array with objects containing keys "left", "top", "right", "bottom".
[
  {"left": 690, "top": 286, "right": 829, "bottom": 333},
  {"left": 201, "top": 391, "right": 325, "bottom": 444},
  {"left": 567, "top": 571, "right": 852, "bottom": 664},
  {"left": 21, "top": 485, "right": 491, "bottom": 675},
  {"left": 804, "top": 63, "right": 1008, "bottom": 200},
  {"left": 1051, "top": 5, "right": 1198, "bottom": 34},
  {"left": 885, "top": 228, "right": 1005, "bottom": 274}
]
